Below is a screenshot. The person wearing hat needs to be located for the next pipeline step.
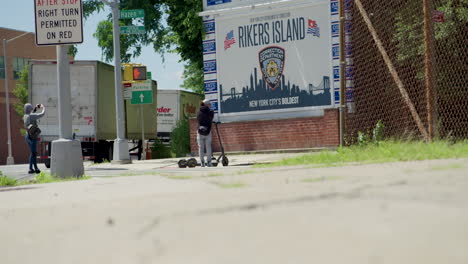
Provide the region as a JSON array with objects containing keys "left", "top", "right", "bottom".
[{"left": 197, "top": 99, "right": 215, "bottom": 167}]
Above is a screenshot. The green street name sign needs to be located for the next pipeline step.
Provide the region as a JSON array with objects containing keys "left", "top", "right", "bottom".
[
  {"left": 121, "top": 26, "right": 145, "bottom": 35},
  {"left": 120, "top": 9, "right": 145, "bottom": 19},
  {"left": 131, "top": 90, "right": 153, "bottom": 105}
]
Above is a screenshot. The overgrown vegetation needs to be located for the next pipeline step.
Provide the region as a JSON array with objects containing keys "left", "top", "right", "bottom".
[
  {"left": 150, "top": 138, "right": 173, "bottom": 159},
  {"left": 13, "top": 65, "right": 29, "bottom": 117},
  {"left": 262, "top": 140, "right": 468, "bottom": 167},
  {"left": 0, "top": 171, "right": 91, "bottom": 187},
  {"left": 357, "top": 120, "right": 385, "bottom": 146},
  {"left": 0, "top": 171, "right": 18, "bottom": 187},
  {"left": 170, "top": 118, "right": 191, "bottom": 157}
]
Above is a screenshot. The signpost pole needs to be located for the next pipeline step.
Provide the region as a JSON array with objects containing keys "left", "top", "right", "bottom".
[
  {"left": 50, "top": 45, "right": 84, "bottom": 177},
  {"left": 34, "top": 0, "right": 84, "bottom": 176},
  {"left": 110, "top": 0, "right": 131, "bottom": 164},
  {"left": 140, "top": 104, "right": 145, "bottom": 160},
  {"left": 3, "top": 39, "right": 14, "bottom": 165}
]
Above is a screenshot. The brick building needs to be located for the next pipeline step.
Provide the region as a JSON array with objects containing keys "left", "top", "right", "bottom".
[{"left": 0, "top": 27, "right": 56, "bottom": 165}]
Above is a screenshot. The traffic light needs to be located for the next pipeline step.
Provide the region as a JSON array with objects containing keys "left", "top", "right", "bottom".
[
  {"left": 133, "top": 66, "right": 147, "bottom": 80},
  {"left": 122, "top": 63, "right": 148, "bottom": 81}
]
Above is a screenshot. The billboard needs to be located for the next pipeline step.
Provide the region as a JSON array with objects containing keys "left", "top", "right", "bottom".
[{"left": 215, "top": 2, "right": 334, "bottom": 117}]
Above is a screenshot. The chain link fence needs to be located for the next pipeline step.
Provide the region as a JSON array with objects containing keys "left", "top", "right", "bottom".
[{"left": 344, "top": 0, "right": 467, "bottom": 143}]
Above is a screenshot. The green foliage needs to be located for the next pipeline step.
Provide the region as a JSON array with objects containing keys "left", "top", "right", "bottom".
[
  {"left": 181, "top": 60, "right": 204, "bottom": 94},
  {"left": 260, "top": 140, "right": 468, "bottom": 167},
  {"left": 84, "top": 0, "right": 204, "bottom": 93},
  {"left": 170, "top": 117, "right": 191, "bottom": 157},
  {"left": 372, "top": 120, "right": 385, "bottom": 144},
  {"left": 357, "top": 120, "right": 385, "bottom": 146},
  {"left": 13, "top": 65, "right": 29, "bottom": 117},
  {"left": 83, "top": 0, "right": 104, "bottom": 19},
  {"left": 357, "top": 131, "right": 370, "bottom": 146},
  {"left": 393, "top": 0, "right": 467, "bottom": 81},
  {"left": 394, "top": 0, "right": 467, "bottom": 61},
  {"left": 93, "top": 20, "right": 141, "bottom": 63},
  {"left": 0, "top": 172, "right": 18, "bottom": 187},
  {"left": 34, "top": 172, "right": 56, "bottom": 184},
  {"left": 33, "top": 172, "right": 91, "bottom": 184},
  {"left": 150, "top": 138, "right": 173, "bottom": 159}
]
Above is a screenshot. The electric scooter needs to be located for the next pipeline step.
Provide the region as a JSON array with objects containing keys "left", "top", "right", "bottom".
[{"left": 178, "top": 122, "right": 229, "bottom": 168}]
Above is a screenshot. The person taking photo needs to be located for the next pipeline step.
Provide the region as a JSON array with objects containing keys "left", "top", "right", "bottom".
[{"left": 23, "top": 103, "right": 46, "bottom": 174}]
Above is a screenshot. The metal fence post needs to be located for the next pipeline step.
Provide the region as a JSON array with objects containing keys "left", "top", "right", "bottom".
[{"left": 423, "top": 0, "right": 437, "bottom": 141}]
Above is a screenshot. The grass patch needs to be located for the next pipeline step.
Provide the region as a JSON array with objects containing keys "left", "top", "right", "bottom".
[
  {"left": 0, "top": 171, "right": 91, "bottom": 187},
  {"left": 167, "top": 175, "right": 193, "bottom": 180},
  {"left": 260, "top": 140, "right": 468, "bottom": 167},
  {"left": 30, "top": 172, "right": 91, "bottom": 184},
  {"left": 217, "top": 182, "right": 247, "bottom": 188},
  {"left": 0, "top": 172, "right": 18, "bottom": 187}
]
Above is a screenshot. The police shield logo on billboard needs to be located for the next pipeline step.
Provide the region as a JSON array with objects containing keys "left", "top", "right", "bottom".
[{"left": 259, "top": 46, "right": 285, "bottom": 90}]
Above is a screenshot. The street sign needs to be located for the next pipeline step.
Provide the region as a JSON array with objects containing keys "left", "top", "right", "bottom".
[
  {"left": 124, "top": 81, "right": 152, "bottom": 100},
  {"left": 123, "top": 82, "right": 132, "bottom": 99},
  {"left": 147, "top": 71, "right": 152, "bottom": 80},
  {"left": 34, "top": 0, "right": 84, "bottom": 45},
  {"left": 132, "top": 81, "right": 152, "bottom": 90},
  {"left": 121, "top": 26, "right": 145, "bottom": 35},
  {"left": 131, "top": 90, "right": 153, "bottom": 104},
  {"left": 120, "top": 9, "right": 145, "bottom": 19}
]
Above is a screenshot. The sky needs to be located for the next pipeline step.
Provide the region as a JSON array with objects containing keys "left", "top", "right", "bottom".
[{"left": 0, "top": 0, "right": 185, "bottom": 90}]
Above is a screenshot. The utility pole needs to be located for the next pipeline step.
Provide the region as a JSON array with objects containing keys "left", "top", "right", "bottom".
[
  {"left": 3, "top": 32, "right": 30, "bottom": 165},
  {"left": 101, "top": 0, "right": 131, "bottom": 163}
]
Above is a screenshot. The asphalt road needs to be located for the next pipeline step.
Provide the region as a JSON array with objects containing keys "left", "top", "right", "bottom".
[{"left": 1, "top": 157, "right": 467, "bottom": 264}]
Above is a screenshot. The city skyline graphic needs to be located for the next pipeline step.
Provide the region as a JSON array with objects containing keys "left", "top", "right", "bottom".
[{"left": 220, "top": 67, "right": 331, "bottom": 113}]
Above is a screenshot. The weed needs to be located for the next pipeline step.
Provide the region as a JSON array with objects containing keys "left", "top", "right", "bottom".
[
  {"left": 0, "top": 172, "right": 18, "bottom": 187},
  {"left": 28, "top": 172, "right": 91, "bottom": 184}
]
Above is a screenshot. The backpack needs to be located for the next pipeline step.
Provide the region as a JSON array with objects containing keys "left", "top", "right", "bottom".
[
  {"left": 27, "top": 124, "right": 41, "bottom": 140},
  {"left": 198, "top": 126, "right": 210, "bottom": 136}
]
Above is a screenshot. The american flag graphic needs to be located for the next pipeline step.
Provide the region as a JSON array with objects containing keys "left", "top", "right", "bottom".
[
  {"left": 224, "top": 30, "right": 236, "bottom": 50},
  {"left": 307, "top": 19, "right": 320, "bottom": 37}
]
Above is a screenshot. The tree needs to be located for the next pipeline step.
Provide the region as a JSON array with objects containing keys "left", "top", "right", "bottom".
[
  {"left": 13, "top": 65, "right": 29, "bottom": 118},
  {"left": 83, "top": 0, "right": 204, "bottom": 93}
]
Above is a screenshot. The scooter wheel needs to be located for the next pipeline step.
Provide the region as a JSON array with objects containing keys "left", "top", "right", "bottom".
[
  {"left": 222, "top": 156, "right": 229, "bottom": 167},
  {"left": 187, "top": 158, "right": 197, "bottom": 168},
  {"left": 178, "top": 159, "right": 187, "bottom": 168}
]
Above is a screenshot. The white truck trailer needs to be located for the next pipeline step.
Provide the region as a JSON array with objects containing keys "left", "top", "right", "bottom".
[
  {"left": 29, "top": 60, "right": 157, "bottom": 167},
  {"left": 156, "top": 89, "right": 202, "bottom": 141}
]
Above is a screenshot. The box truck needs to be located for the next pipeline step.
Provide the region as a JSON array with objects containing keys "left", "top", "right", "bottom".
[
  {"left": 29, "top": 60, "right": 157, "bottom": 167},
  {"left": 157, "top": 89, "right": 202, "bottom": 141}
]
